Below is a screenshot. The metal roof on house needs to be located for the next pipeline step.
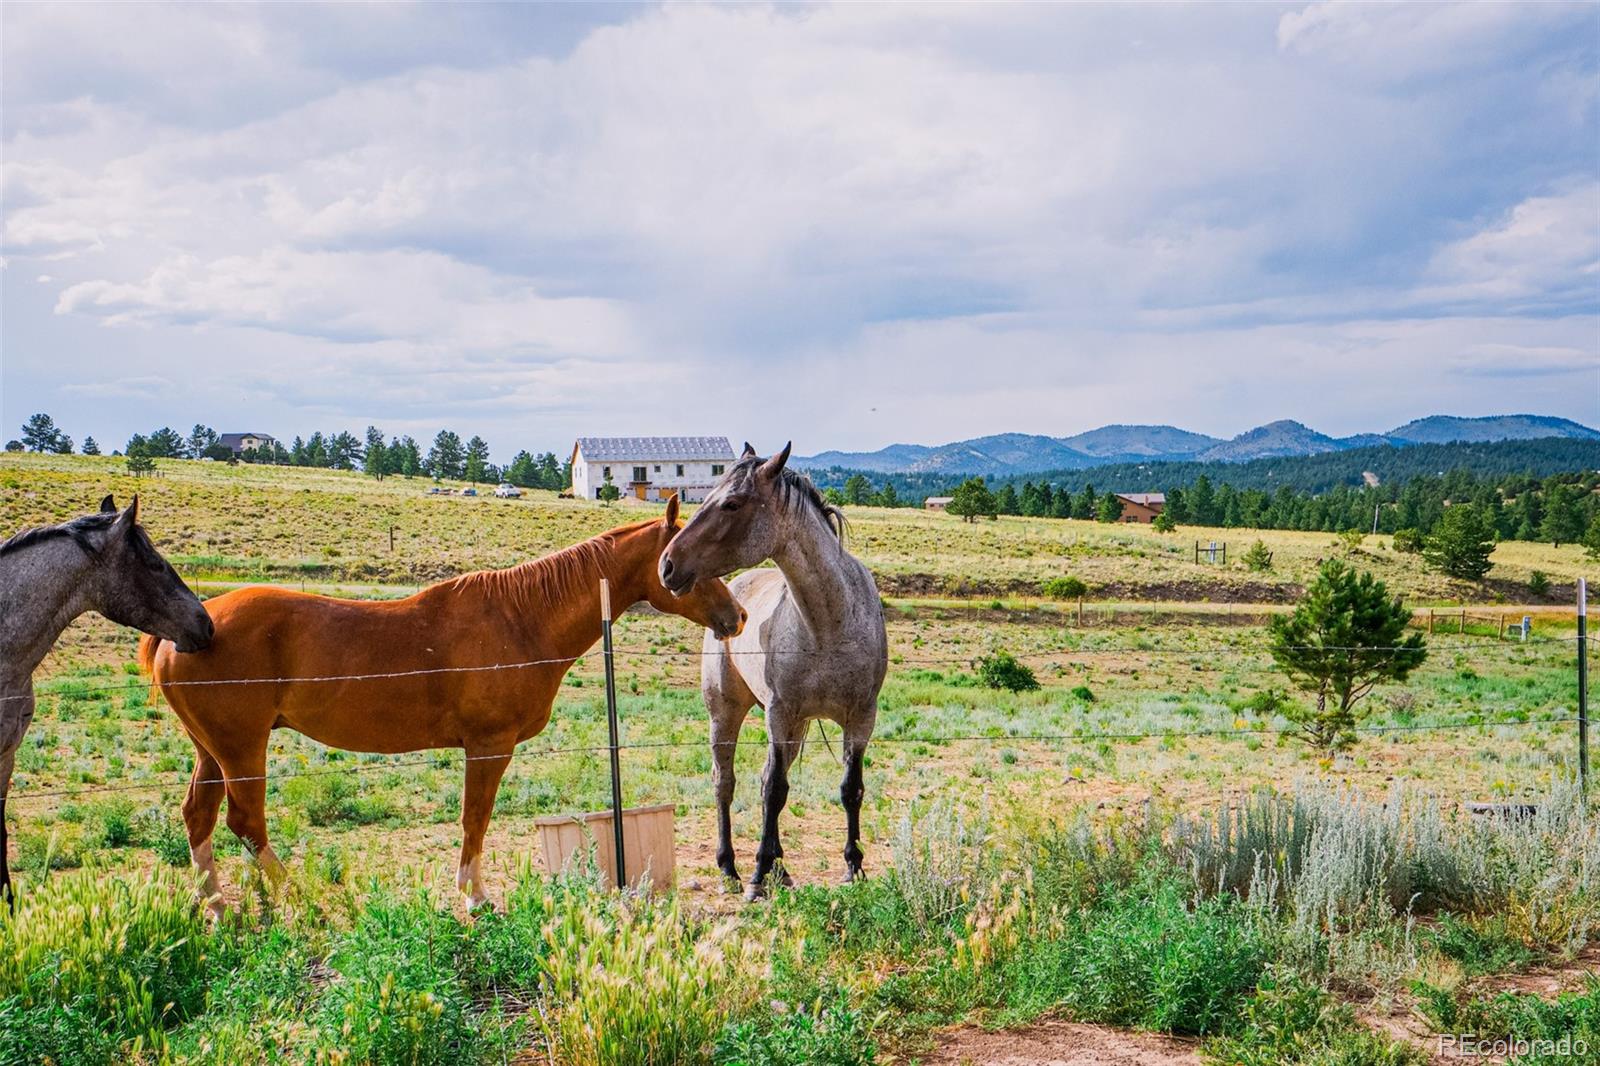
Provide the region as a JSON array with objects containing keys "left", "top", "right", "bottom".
[
  {"left": 1115, "top": 492, "right": 1166, "bottom": 506},
  {"left": 573, "top": 437, "right": 735, "bottom": 462},
  {"left": 218, "top": 432, "right": 275, "bottom": 447}
]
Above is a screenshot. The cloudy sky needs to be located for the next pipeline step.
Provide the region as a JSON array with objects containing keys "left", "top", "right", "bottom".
[{"left": 3, "top": 2, "right": 1597, "bottom": 461}]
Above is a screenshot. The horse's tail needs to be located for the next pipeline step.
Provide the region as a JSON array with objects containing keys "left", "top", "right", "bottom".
[{"left": 136, "top": 633, "right": 166, "bottom": 703}]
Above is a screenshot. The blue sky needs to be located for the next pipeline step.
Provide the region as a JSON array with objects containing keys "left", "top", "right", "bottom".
[{"left": 3, "top": 2, "right": 1596, "bottom": 461}]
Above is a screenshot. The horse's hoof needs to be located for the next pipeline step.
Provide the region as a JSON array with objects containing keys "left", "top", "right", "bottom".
[
  {"left": 464, "top": 895, "right": 496, "bottom": 915},
  {"left": 777, "top": 869, "right": 796, "bottom": 889},
  {"left": 743, "top": 881, "right": 768, "bottom": 902},
  {"left": 842, "top": 868, "right": 865, "bottom": 885}
]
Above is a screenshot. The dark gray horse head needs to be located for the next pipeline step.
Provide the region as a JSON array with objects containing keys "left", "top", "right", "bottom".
[
  {"left": 3, "top": 495, "right": 214, "bottom": 652},
  {"left": 93, "top": 496, "right": 213, "bottom": 651},
  {"left": 660, "top": 442, "right": 844, "bottom": 595}
]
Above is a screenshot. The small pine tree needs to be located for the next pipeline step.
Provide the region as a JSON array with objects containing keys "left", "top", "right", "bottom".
[
  {"left": 1528, "top": 570, "right": 1550, "bottom": 599},
  {"left": 1423, "top": 505, "right": 1495, "bottom": 581},
  {"left": 126, "top": 448, "right": 155, "bottom": 476},
  {"left": 1096, "top": 493, "right": 1124, "bottom": 523},
  {"left": 1242, "top": 540, "right": 1273, "bottom": 571},
  {"left": 1392, "top": 528, "right": 1423, "bottom": 554},
  {"left": 843, "top": 474, "right": 871, "bottom": 506},
  {"left": 1265, "top": 560, "right": 1427, "bottom": 751},
  {"left": 598, "top": 470, "right": 621, "bottom": 506},
  {"left": 81, "top": 436, "right": 100, "bottom": 456},
  {"left": 1151, "top": 511, "right": 1176, "bottom": 533}
]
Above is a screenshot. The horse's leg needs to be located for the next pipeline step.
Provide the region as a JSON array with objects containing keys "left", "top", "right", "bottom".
[
  {"left": 840, "top": 724, "right": 871, "bottom": 883},
  {"left": 181, "top": 743, "right": 228, "bottom": 916},
  {"left": 0, "top": 689, "right": 35, "bottom": 912},
  {"left": 219, "top": 745, "right": 286, "bottom": 885},
  {"left": 0, "top": 746, "right": 16, "bottom": 912},
  {"left": 704, "top": 651, "right": 755, "bottom": 892},
  {"left": 458, "top": 743, "right": 513, "bottom": 910},
  {"left": 747, "top": 710, "right": 805, "bottom": 902}
]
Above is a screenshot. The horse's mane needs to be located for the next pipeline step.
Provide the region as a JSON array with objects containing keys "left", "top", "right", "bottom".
[
  {"left": 729, "top": 457, "right": 847, "bottom": 542},
  {"left": 443, "top": 518, "right": 661, "bottom": 610},
  {"left": 0, "top": 512, "right": 115, "bottom": 558}
]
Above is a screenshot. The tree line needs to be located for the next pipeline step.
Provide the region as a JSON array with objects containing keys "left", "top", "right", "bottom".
[
  {"left": 929, "top": 468, "right": 1600, "bottom": 554},
  {"left": 9, "top": 414, "right": 571, "bottom": 490}
]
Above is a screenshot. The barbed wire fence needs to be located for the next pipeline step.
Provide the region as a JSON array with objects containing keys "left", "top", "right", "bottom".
[{"left": 7, "top": 615, "right": 1589, "bottom": 811}]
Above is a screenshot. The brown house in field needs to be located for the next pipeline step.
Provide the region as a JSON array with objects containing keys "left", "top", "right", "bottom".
[
  {"left": 924, "top": 496, "right": 954, "bottom": 512},
  {"left": 1114, "top": 492, "right": 1165, "bottom": 523}
]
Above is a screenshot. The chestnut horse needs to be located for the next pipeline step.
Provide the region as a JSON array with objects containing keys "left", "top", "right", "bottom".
[{"left": 142, "top": 496, "right": 744, "bottom": 912}]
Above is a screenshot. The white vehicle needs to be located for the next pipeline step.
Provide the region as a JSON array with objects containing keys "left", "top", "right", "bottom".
[{"left": 493, "top": 483, "right": 523, "bottom": 499}]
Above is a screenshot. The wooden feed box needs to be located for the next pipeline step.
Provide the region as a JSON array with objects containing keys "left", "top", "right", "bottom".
[{"left": 535, "top": 803, "right": 676, "bottom": 891}]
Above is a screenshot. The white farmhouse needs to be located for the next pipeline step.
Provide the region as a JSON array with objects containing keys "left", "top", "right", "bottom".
[{"left": 569, "top": 437, "right": 735, "bottom": 503}]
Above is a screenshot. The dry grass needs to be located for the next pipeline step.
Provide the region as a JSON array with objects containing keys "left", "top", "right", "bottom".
[{"left": 4, "top": 453, "right": 1592, "bottom": 603}]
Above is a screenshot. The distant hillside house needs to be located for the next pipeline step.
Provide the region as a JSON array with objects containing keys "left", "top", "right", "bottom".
[
  {"left": 1114, "top": 492, "right": 1165, "bottom": 523},
  {"left": 924, "top": 496, "right": 954, "bottom": 512},
  {"left": 219, "top": 432, "right": 276, "bottom": 456},
  {"left": 569, "top": 437, "right": 735, "bottom": 503}
]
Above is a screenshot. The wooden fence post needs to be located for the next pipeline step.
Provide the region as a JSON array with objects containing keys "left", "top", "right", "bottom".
[{"left": 1428, "top": 609, "right": 1435, "bottom": 635}]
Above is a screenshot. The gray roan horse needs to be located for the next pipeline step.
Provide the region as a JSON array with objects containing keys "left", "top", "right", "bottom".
[
  {"left": 0, "top": 496, "right": 213, "bottom": 905},
  {"left": 660, "top": 444, "right": 887, "bottom": 899}
]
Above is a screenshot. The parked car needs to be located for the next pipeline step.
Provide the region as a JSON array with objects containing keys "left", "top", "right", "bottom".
[
  {"left": 494, "top": 483, "right": 523, "bottom": 499},
  {"left": 461, "top": 487, "right": 478, "bottom": 497}
]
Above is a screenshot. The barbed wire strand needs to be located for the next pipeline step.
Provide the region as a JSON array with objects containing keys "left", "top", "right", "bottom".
[
  {"left": 6, "top": 715, "right": 1577, "bottom": 805},
  {"left": 5, "top": 633, "right": 1583, "bottom": 706}
]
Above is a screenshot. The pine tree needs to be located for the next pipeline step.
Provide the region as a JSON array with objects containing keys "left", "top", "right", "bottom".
[
  {"left": 1096, "top": 493, "right": 1124, "bottom": 523},
  {"left": 427, "top": 431, "right": 465, "bottom": 480},
  {"left": 843, "top": 474, "right": 871, "bottom": 505},
  {"left": 187, "top": 424, "right": 218, "bottom": 458},
  {"left": 1264, "top": 559, "right": 1427, "bottom": 751},
  {"left": 1538, "top": 484, "right": 1584, "bottom": 546},
  {"left": 598, "top": 469, "right": 621, "bottom": 506},
  {"left": 1423, "top": 504, "right": 1496, "bottom": 581},
  {"left": 20, "top": 413, "right": 64, "bottom": 453},
  {"left": 328, "top": 431, "right": 361, "bottom": 470},
  {"left": 1073, "top": 484, "right": 1096, "bottom": 520},
  {"left": 81, "top": 436, "right": 100, "bottom": 456},
  {"left": 464, "top": 436, "right": 491, "bottom": 483},
  {"left": 946, "top": 477, "right": 997, "bottom": 523},
  {"left": 995, "top": 484, "right": 1019, "bottom": 515}
]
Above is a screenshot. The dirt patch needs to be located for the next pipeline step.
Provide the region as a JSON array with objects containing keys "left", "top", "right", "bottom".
[{"left": 915, "top": 1019, "right": 1202, "bottom": 1066}]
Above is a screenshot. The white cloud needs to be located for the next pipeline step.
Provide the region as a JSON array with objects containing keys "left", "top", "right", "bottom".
[{"left": 2, "top": 2, "right": 1596, "bottom": 454}]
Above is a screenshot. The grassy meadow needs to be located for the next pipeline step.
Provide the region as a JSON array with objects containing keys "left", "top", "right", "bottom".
[{"left": 1, "top": 452, "right": 1597, "bottom": 1065}]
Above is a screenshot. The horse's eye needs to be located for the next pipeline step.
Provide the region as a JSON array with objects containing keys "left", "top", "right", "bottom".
[{"left": 721, "top": 499, "right": 740, "bottom": 512}]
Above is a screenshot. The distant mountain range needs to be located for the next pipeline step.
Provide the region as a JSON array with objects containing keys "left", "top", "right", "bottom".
[{"left": 795, "top": 415, "right": 1600, "bottom": 477}]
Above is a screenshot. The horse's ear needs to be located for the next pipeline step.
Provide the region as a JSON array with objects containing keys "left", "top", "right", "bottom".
[
  {"left": 758, "top": 442, "right": 791, "bottom": 481},
  {"left": 113, "top": 495, "right": 141, "bottom": 535},
  {"left": 99, "top": 494, "right": 116, "bottom": 513},
  {"left": 663, "top": 493, "right": 680, "bottom": 531},
  {"left": 740, "top": 442, "right": 757, "bottom": 459}
]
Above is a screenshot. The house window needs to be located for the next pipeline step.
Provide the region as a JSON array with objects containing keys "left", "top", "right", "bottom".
[
  {"left": 632, "top": 466, "right": 647, "bottom": 483},
  {"left": 711, "top": 464, "right": 725, "bottom": 476},
  {"left": 654, "top": 465, "right": 661, "bottom": 473},
  {"left": 676, "top": 464, "right": 684, "bottom": 477},
  {"left": 603, "top": 466, "right": 611, "bottom": 479}
]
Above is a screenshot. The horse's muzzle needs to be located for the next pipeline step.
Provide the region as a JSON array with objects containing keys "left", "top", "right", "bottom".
[{"left": 175, "top": 615, "right": 215, "bottom": 653}]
